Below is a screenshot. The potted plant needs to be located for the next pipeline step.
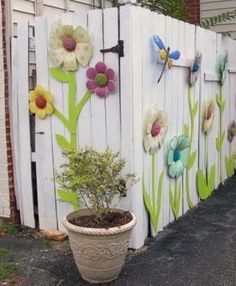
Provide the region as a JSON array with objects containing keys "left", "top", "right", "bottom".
[{"left": 55, "top": 147, "right": 137, "bottom": 284}]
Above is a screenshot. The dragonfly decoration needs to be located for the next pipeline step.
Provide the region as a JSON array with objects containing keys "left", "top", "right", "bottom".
[{"left": 152, "top": 35, "right": 181, "bottom": 83}]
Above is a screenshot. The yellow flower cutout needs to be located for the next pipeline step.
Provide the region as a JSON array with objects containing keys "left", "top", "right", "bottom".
[{"left": 29, "top": 85, "right": 54, "bottom": 119}]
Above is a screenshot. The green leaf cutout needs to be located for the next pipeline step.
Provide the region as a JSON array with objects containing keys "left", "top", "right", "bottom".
[
  {"left": 221, "top": 100, "right": 225, "bottom": 112},
  {"left": 143, "top": 171, "right": 164, "bottom": 233},
  {"left": 187, "top": 151, "right": 197, "bottom": 169},
  {"left": 183, "top": 124, "right": 189, "bottom": 137},
  {"left": 225, "top": 155, "right": 235, "bottom": 178},
  {"left": 169, "top": 182, "right": 181, "bottom": 220},
  {"left": 50, "top": 67, "right": 71, "bottom": 82},
  {"left": 220, "top": 131, "right": 225, "bottom": 145},
  {"left": 56, "top": 134, "right": 71, "bottom": 151},
  {"left": 197, "top": 165, "right": 216, "bottom": 200},
  {"left": 216, "top": 94, "right": 222, "bottom": 107},
  {"left": 216, "top": 137, "right": 221, "bottom": 152},
  {"left": 191, "top": 101, "right": 198, "bottom": 119},
  {"left": 57, "top": 189, "right": 79, "bottom": 209}
]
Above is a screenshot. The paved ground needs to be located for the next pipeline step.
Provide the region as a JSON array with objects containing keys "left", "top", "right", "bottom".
[{"left": 0, "top": 175, "right": 236, "bottom": 286}]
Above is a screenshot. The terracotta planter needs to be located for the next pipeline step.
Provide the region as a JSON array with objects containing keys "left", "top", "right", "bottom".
[{"left": 63, "top": 208, "right": 136, "bottom": 284}]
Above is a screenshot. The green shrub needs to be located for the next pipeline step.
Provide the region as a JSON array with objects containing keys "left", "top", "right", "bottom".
[{"left": 55, "top": 148, "right": 136, "bottom": 222}]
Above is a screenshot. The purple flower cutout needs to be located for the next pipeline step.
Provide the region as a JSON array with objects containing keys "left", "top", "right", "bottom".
[
  {"left": 228, "top": 120, "right": 236, "bottom": 142},
  {"left": 86, "top": 62, "right": 116, "bottom": 98}
]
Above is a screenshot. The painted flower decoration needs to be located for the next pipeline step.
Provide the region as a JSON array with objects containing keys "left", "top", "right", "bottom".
[
  {"left": 219, "top": 52, "right": 228, "bottom": 86},
  {"left": 29, "top": 85, "right": 54, "bottom": 119},
  {"left": 143, "top": 105, "right": 168, "bottom": 154},
  {"left": 202, "top": 98, "right": 215, "bottom": 134},
  {"left": 49, "top": 20, "right": 92, "bottom": 71},
  {"left": 86, "top": 62, "right": 116, "bottom": 97},
  {"left": 167, "top": 135, "right": 190, "bottom": 178},
  {"left": 228, "top": 120, "right": 236, "bottom": 142},
  {"left": 190, "top": 52, "right": 202, "bottom": 86}
]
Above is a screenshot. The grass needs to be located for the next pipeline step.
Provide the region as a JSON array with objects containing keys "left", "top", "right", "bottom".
[
  {"left": 0, "top": 263, "right": 18, "bottom": 280},
  {"left": 1, "top": 224, "right": 18, "bottom": 235},
  {"left": 42, "top": 238, "right": 52, "bottom": 248},
  {"left": 0, "top": 248, "right": 8, "bottom": 256}
]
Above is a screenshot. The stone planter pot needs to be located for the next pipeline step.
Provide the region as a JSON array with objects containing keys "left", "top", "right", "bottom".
[{"left": 63, "top": 208, "right": 136, "bottom": 284}]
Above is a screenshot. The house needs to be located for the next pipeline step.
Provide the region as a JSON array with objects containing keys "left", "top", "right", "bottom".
[{"left": 187, "top": 0, "right": 236, "bottom": 39}]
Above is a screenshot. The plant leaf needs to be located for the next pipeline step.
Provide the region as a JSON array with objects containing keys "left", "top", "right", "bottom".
[
  {"left": 183, "top": 124, "right": 189, "bottom": 137},
  {"left": 143, "top": 177, "right": 156, "bottom": 230},
  {"left": 56, "top": 134, "right": 71, "bottom": 151},
  {"left": 187, "top": 151, "right": 197, "bottom": 169},
  {"left": 57, "top": 189, "right": 79, "bottom": 209},
  {"left": 225, "top": 155, "right": 235, "bottom": 177},
  {"left": 50, "top": 67, "right": 70, "bottom": 82},
  {"left": 221, "top": 100, "right": 225, "bottom": 112}
]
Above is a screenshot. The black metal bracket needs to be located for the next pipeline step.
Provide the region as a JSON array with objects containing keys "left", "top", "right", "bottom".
[{"left": 100, "top": 40, "right": 124, "bottom": 57}]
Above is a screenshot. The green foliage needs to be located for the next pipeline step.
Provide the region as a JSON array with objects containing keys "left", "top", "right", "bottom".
[
  {"left": 42, "top": 239, "right": 52, "bottom": 248},
  {"left": 137, "top": 0, "right": 188, "bottom": 21},
  {"left": 1, "top": 224, "right": 18, "bottom": 235},
  {"left": 143, "top": 170, "right": 164, "bottom": 232},
  {"left": 216, "top": 131, "right": 225, "bottom": 152},
  {"left": 0, "top": 263, "right": 17, "bottom": 280},
  {"left": 183, "top": 124, "right": 189, "bottom": 137},
  {"left": 197, "top": 165, "right": 216, "bottom": 200},
  {"left": 57, "top": 189, "right": 79, "bottom": 209},
  {"left": 55, "top": 148, "right": 136, "bottom": 221},
  {"left": 225, "top": 155, "right": 235, "bottom": 178},
  {"left": 0, "top": 248, "right": 8, "bottom": 257},
  {"left": 200, "top": 10, "right": 236, "bottom": 32}
]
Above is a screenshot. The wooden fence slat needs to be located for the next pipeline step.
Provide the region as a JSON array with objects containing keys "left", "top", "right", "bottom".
[
  {"left": 35, "top": 16, "right": 57, "bottom": 230},
  {"left": 11, "top": 37, "right": 21, "bottom": 213},
  {"left": 88, "top": 9, "right": 107, "bottom": 151},
  {"left": 103, "top": 8, "right": 120, "bottom": 152},
  {"left": 17, "top": 21, "right": 35, "bottom": 228}
]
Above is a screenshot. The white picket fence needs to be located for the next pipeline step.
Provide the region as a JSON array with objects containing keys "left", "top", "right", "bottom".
[{"left": 11, "top": 5, "right": 236, "bottom": 249}]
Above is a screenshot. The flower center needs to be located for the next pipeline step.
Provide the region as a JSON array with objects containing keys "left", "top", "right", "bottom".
[
  {"left": 63, "top": 37, "right": 76, "bottom": 52},
  {"left": 173, "top": 149, "right": 180, "bottom": 162},
  {"left": 151, "top": 122, "right": 161, "bottom": 137},
  {"left": 192, "top": 63, "right": 200, "bottom": 72},
  {"left": 95, "top": 73, "right": 108, "bottom": 87},
  {"left": 160, "top": 49, "right": 167, "bottom": 60},
  {"left": 35, "top": 96, "right": 47, "bottom": 109},
  {"left": 206, "top": 109, "right": 212, "bottom": 120}
]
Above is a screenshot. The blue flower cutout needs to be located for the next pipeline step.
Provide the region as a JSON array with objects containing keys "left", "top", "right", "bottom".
[
  {"left": 190, "top": 52, "right": 202, "bottom": 86},
  {"left": 219, "top": 52, "right": 228, "bottom": 86},
  {"left": 167, "top": 135, "right": 190, "bottom": 178}
]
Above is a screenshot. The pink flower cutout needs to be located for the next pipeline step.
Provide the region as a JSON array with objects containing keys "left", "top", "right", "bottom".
[{"left": 86, "top": 62, "right": 116, "bottom": 97}]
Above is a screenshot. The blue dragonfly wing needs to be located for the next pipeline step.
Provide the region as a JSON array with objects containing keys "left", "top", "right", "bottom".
[
  {"left": 169, "top": 50, "right": 181, "bottom": 60},
  {"left": 152, "top": 35, "right": 166, "bottom": 50}
]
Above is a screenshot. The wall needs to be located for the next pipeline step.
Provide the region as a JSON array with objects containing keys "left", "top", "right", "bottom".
[
  {"left": 11, "top": 0, "right": 113, "bottom": 37},
  {"left": 200, "top": 0, "right": 236, "bottom": 39},
  {"left": 186, "top": 0, "right": 200, "bottom": 24},
  {"left": 0, "top": 0, "right": 17, "bottom": 220}
]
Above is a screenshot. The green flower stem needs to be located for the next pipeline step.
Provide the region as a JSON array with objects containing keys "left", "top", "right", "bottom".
[
  {"left": 204, "top": 134, "right": 208, "bottom": 181},
  {"left": 188, "top": 86, "right": 194, "bottom": 146},
  {"left": 151, "top": 153, "right": 156, "bottom": 215},
  {"left": 219, "top": 86, "right": 223, "bottom": 184},
  {"left": 185, "top": 85, "right": 195, "bottom": 209},
  {"left": 186, "top": 171, "right": 193, "bottom": 209}
]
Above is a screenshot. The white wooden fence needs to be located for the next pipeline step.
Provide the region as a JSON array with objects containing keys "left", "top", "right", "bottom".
[{"left": 11, "top": 5, "right": 236, "bottom": 249}]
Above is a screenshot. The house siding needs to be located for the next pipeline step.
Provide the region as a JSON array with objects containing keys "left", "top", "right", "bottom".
[
  {"left": 11, "top": 0, "right": 113, "bottom": 37},
  {"left": 200, "top": 0, "right": 236, "bottom": 39}
]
